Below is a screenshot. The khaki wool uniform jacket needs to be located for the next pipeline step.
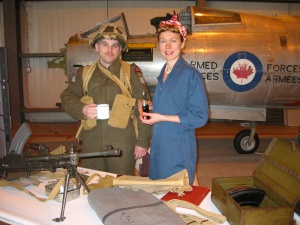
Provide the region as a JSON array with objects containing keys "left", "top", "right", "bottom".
[{"left": 60, "top": 59, "right": 151, "bottom": 175}]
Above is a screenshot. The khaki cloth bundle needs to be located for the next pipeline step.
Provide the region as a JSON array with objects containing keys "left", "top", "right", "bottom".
[
  {"left": 113, "top": 169, "right": 192, "bottom": 195},
  {"left": 87, "top": 188, "right": 186, "bottom": 225}
]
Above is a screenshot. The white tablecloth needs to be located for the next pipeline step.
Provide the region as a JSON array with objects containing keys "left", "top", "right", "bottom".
[{"left": 0, "top": 167, "right": 299, "bottom": 225}]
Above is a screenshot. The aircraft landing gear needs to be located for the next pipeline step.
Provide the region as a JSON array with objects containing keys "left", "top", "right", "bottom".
[{"left": 233, "top": 122, "right": 260, "bottom": 154}]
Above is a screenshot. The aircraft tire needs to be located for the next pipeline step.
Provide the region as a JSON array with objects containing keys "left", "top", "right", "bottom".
[{"left": 233, "top": 129, "right": 260, "bottom": 154}]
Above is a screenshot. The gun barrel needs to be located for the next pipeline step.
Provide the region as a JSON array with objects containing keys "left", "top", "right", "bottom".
[{"left": 27, "top": 149, "right": 121, "bottom": 162}]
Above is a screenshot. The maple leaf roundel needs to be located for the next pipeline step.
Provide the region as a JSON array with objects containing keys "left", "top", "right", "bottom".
[{"left": 223, "top": 51, "right": 263, "bottom": 92}]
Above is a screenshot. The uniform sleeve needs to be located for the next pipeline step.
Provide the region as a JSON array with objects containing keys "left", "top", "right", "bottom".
[
  {"left": 60, "top": 67, "right": 87, "bottom": 120},
  {"left": 178, "top": 69, "right": 209, "bottom": 131},
  {"left": 130, "top": 64, "right": 152, "bottom": 149}
]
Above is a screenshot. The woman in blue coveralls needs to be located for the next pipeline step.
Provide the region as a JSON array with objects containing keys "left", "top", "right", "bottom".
[{"left": 139, "top": 14, "right": 209, "bottom": 185}]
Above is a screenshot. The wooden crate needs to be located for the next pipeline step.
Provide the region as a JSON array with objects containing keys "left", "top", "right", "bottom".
[{"left": 211, "top": 138, "right": 300, "bottom": 225}]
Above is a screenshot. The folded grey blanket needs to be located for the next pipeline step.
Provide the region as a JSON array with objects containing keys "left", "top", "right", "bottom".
[{"left": 88, "top": 187, "right": 185, "bottom": 225}]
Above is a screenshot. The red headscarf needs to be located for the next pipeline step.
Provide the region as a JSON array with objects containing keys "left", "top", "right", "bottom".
[{"left": 159, "top": 14, "right": 187, "bottom": 40}]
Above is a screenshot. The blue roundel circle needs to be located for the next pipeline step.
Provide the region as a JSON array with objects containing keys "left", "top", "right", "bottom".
[{"left": 223, "top": 51, "right": 263, "bottom": 92}]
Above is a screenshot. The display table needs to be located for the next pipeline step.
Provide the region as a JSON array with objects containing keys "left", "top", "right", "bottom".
[{"left": 0, "top": 168, "right": 299, "bottom": 225}]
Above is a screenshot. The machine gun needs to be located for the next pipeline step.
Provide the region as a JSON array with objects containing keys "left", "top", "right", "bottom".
[
  {"left": 0, "top": 144, "right": 121, "bottom": 179},
  {"left": 0, "top": 123, "right": 122, "bottom": 222}
]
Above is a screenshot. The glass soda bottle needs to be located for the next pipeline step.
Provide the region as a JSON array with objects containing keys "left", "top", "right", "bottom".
[{"left": 142, "top": 91, "right": 150, "bottom": 119}]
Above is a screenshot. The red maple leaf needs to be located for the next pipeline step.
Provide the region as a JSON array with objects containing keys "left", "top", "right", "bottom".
[{"left": 232, "top": 62, "right": 254, "bottom": 84}]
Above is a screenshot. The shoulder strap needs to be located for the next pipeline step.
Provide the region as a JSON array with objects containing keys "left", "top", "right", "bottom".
[
  {"left": 97, "top": 61, "right": 139, "bottom": 139},
  {"left": 76, "top": 62, "right": 97, "bottom": 139},
  {"left": 119, "top": 59, "right": 132, "bottom": 93},
  {"left": 120, "top": 59, "right": 131, "bottom": 77},
  {"left": 82, "top": 60, "right": 131, "bottom": 96},
  {"left": 97, "top": 62, "right": 132, "bottom": 97},
  {"left": 82, "top": 62, "right": 97, "bottom": 95}
]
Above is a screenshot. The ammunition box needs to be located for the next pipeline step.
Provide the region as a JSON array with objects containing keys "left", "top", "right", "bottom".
[{"left": 211, "top": 138, "right": 300, "bottom": 225}]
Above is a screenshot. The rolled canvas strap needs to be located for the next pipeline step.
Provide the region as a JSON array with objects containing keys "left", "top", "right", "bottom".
[
  {"left": 75, "top": 125, "right": 83, "bottom": 139},
  {"left": 113, "top": 169, "right": 192, "bottom": 195},
  {"left": 166, "top": 199, "right": 227, "bottom": 224}
]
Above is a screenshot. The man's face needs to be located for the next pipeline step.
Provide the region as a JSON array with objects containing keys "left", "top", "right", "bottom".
[{"left": 95, "top": 39, "right": 122, "bottom": 67}]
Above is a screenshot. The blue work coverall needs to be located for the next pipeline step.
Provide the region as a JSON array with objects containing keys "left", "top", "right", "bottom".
[{"left": 150, "top": 57, "right": 209, "bottom": 184}]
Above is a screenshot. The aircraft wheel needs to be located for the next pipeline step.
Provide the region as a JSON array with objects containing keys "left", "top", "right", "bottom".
[{"left": 233, "top": 129, "right": 259, "bottom": 154}]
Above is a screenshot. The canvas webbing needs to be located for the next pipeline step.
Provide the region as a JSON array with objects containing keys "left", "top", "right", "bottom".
[
  {"left": 0, "top": 177, "right": 64, "bottom": 202},
  {"left": 113, "top": 169, "right": 192, "bottom": 196},
  {"left": 0, "top": 166, "right": 96, "bottom": 202},
  {"left": 76, "top": 62, "right": 98, "bottom": 139},
  {"left": 97, "top": 60, "right": 138, "bottom": 138},
  {"left": 97, "top": 61, "right": 132, "bottom": 98},
  {"left": 166, "top": 199, "right": 227, "bottom": 224},
  {"left": 76, "top": 60, "right": 138, "bottom": 138},
  {"left": 119, "top": 59, "right": 132, "bottom": 93},
  {"left": 82, "top": 62, "right": 98, "bottom": 95},
  {"left": 82, "top": 173, "right": 114, "bottom": 195},
  {"left": 82, "top": 60, "right": 131, "bottom": 97}
]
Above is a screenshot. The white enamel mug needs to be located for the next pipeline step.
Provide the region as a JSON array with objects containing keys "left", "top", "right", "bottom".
[{"left": 96, "top": 104, "right": 109, "bottom": 120}]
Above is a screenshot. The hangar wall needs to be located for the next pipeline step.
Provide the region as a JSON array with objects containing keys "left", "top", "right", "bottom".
[
  {"left": 0, "top": 1, "right": 299, "bottom": 122},
  {"left": 20, "top": 1, "right": 195, "bottom": 111},
  {"left": 0, "top": 4, "right": 3, "bottom": 47}
]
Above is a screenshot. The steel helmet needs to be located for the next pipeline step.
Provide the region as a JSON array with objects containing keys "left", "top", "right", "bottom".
[{"left": 89, "top": 23, "right": 128, "bottom": 52}]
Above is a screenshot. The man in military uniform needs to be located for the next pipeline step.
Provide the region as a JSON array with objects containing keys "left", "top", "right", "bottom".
[{"left": 60, "top": 23, "right": 151, "bottom": 175}]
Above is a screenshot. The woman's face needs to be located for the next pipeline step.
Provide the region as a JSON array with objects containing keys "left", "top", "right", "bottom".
[{"left": 158, "top": 30, "right": 185, "bottom": 63}]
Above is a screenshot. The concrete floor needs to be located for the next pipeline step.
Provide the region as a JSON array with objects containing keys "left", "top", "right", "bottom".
[
  {"left": 197, "top": 138, "right": 272, "bottom": 187},
  {"left": 195, "top": 121, "right": 298, "bottom": 187},
  {"left": 11, "top": 121, "right": 299, "bottom": 188}
]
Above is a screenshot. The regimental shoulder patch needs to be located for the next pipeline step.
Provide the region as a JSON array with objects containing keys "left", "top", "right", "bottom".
[
  {"left": 135, "top": 66, "right": 146, "bottom": 84},
  {"left": 135, "top": 66, "right": 142, "bottom": 74}
]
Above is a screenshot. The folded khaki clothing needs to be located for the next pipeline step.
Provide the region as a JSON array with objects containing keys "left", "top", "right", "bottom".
[
  {"left": 113, "top": 169, "right": 192, "bottom": 195},
  {"left": 88, "top": 187, "right": 185, "bottom": 225}
]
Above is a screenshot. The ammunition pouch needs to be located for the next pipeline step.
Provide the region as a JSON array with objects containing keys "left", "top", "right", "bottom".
[
  {"left": 81, "top": 119, "right": 97, "bottom": 131},
  {"left": 108, "top": 94, "right": 136, "bottom": 129},
  {"left": 80, "top": 95, "right": 97, "bottom": 130},
  {"left": 76, "top": 95, "right": 97, "bottom": 139}
]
